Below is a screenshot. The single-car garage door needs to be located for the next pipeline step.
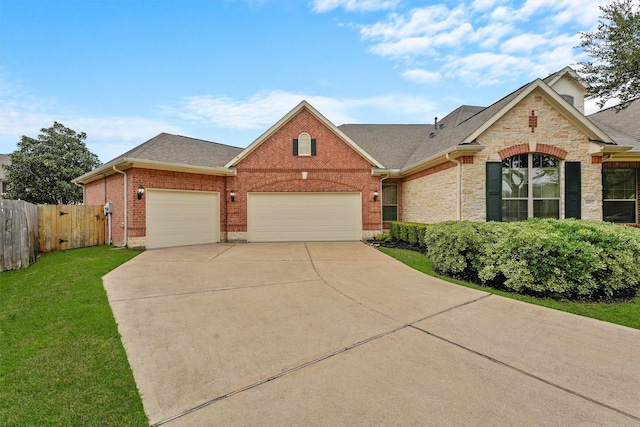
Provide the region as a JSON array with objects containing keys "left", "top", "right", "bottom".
[
  {"left": 247, "top": 192, "right": 362, "bottom": 242},
  {"left": 146, "top": 189, "right": 219, "bottom": 249}
]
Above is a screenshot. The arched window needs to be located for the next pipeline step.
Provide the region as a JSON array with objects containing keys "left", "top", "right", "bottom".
[
  {"left": 502, "top": 153, "right": 560, "bottom": 221},
  {"left": 297, "top": 133, "right": 312, "bottom": 156}
]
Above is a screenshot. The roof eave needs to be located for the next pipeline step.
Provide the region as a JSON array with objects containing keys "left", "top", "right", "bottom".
[
  {"left": 399, "top": 145, "right": 485, "bottom": 178},
  {"left": 73, "top": 158, "right": 235, "bottom": 185}
]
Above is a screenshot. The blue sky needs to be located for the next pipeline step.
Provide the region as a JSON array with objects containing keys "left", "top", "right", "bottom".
[{"left": 0, "top": 0, "right": 614, "bottom": 162}]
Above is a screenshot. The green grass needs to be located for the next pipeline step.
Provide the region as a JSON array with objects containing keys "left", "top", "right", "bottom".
[
  {"left": 0, "top": 246, "right": 148, "bottom": 426},
  {"left": 380, "top": 247, "right": 640, "bottom": 330}
]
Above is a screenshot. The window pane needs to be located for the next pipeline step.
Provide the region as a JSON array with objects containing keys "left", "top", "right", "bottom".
[
  {"left": 533, "top": 199, "right": 559, "bottom": 219},
  {"left": 502, "top": 200, "right": 527, "bottom": 222},
  {"left": 382, "top": 205, "right": 398, "bottom": 221},
  {"left": 298, "top": 133, "right": 311, "bottom": 156},
  {"left": 382, "top": 183, "right": 397, "bottom": 204},
  {"left": 603, "top": 201, "right": 636, "bottom": 223},
  {"left": 603, "top": 169, "right": 636, "bottom": 200},
  {"left": 502, "top": 167, "right": 528, "bottom": 198},
  {"left": 532, "top": 167, "right": 560, "bottom": 198}
]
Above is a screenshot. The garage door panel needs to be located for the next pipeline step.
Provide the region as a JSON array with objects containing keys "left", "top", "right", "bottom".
[
  {"left": 248, "top": 193, "right": 361, "bottom": 242},
  {"left": 146, "top": 190, "right": 220, "bottom": 249}
]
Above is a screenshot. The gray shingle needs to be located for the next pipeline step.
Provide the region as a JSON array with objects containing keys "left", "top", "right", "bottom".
[
  {"left": 102, "top": 133, "right": 243, "bottom": 168},
  {"left": 338, "top": 124, "right": 431, "bottom": 169},
  {"left": 587, "top": 99, "right": 640, "bottom": 151}
]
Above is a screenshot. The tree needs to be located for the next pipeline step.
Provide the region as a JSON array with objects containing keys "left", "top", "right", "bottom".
[
  {"left": 577, "top": 0, "right": 640, "bottom": 109},
  {"left": 2, "top": 122, "right": 100, "bottom": 204}
]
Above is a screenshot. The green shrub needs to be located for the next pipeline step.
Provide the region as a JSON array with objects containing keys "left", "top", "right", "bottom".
[
  {"left": 373, "top": 232, "right": 391, "bottom": 242},
  {"left": 425, "top": 219, "right": 640, "bottom": 301},
  {"left": 389, "top": 221, "right": 430, "bottom": 249}
]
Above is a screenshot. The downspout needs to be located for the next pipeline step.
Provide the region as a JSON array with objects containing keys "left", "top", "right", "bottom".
[
  {"left": 379, "top": 173, "right": 389, "bottom": 233},
  {"left": 112, "top": 165, "right": 127, "bottom": 247},
  {"left": 73, "top": 182, "right": 85, "bottom": 204},
  {"left": 446, "top": 153, "right": 462, "bottom": 221}
]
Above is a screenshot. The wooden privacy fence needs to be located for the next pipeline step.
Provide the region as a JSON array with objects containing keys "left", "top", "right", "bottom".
[
  {"left": 0, "top": 200, "right": 39, "bottom": 271},
  {"left": 38, "top": 205, "right": 105, "bottom": 253}
]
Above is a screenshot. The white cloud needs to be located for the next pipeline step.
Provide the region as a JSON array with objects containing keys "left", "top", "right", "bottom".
[
  {"left": 0, "top": 79, "right": 182, "bottom": 162},
  {"left": 162, "top": 90, "right": 439, "bottom": 128},
  {"left": 311, "top": 0, "right": 400, "bottom": 13},
  {"left": 442, "top": 53, "right": 547, "bottom": 86},
  {"left": 500, "top": 33, "right": 548, "bottom": 54},
  {"left": 348, "top": 0, "right": 616, "bottom": 89},
  {"left": 402, "top": 69, "right": 441, "bottom": 84}
]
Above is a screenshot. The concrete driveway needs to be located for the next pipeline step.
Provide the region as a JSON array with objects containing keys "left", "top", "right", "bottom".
[{"left": 103, "top": 242, "right": 640, "bottom": 426}]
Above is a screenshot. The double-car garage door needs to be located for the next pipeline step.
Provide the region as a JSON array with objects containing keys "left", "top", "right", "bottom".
[
  {"left": 247, "top": 192, "right": 362, "bottom": 242},
  {"left": 145, "top": 190, "right": 362, "bottom": 248}
]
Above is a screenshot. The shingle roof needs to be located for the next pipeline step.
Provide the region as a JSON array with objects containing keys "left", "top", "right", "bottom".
[
  {"left": 587, "top": 99, "right": 640, "bottom": 151},
  {"left": 102, "top": 133, "right": 243, "bottom": 168},
  {"left": 338, "top": 124, "right": 432, "bottom": 169}
]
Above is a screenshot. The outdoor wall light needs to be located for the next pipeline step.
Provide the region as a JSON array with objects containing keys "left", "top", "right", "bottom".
[
  {"left": 137, "top": 185, "right": 145, "bottom": 200},
  {"left": 373, "top": 190, "right": 379, "bottom": 202},
  {"left": 230, "top": 190, "right": 235, "bottom": 202}
]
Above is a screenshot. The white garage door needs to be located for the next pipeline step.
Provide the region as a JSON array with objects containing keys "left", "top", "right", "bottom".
[
  {"left": 146, "top": 190, "right": 219, "bottom": 249},
  {"left": 247, "top": 192, "right": 362, "bottom": 242}
]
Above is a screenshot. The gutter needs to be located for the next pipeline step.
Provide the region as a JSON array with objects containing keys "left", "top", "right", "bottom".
[
  {"left": 74, "top": 157, "right": 236, "bottom": 185},
  {"left": 399, "top": 145, "right": 484, "bottom": 178},
  {"left": 112, "top": 165, "right": 127, "bottom": 247}
]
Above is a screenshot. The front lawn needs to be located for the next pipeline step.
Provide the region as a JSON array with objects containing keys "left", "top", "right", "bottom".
[
  {"left": 0, "top": 246, "right": 148, "bottom": 426},
  {"left": 380, "top": 247, "right": 640, "bottom": 330}
]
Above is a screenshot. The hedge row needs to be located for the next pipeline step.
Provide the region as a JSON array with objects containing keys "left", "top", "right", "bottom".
[
  {"left": 424, "top": 219, "right": 640, "bottom": 300},
  {"left": 389, "top": 221, "right": 429, "bottom": 248},
  {"left": 389, "top": 219, "right": 640, "bottom": 300}
]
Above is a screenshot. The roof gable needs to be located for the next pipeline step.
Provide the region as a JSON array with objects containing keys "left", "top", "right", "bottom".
[
  {"left": 462, "top": 79, "right": 613, "bottom": 145},
  {"left": 225, "top": 101, "right": 384, "bottom": 169}
]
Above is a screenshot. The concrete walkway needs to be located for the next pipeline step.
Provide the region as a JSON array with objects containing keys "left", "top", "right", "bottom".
[{"left": 103, "top": 242, "right": 640, "bottom": 426}]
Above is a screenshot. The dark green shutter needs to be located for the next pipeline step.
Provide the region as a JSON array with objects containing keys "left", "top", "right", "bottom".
[
  {"left": 293, "top": 139, "right": 298, "bottom": 156},
  {"left": 565, "top": 161, "right": 581, "bottom": 219},
  {"left": 311, "top": 139, "right": 316, "bottom": 156},
  {"left": 486, "top": 162, "right": 502, "bottom": 221}
]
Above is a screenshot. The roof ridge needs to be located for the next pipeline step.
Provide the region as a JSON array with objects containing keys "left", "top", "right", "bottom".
[{"left": 174, "top": 134, "right": 242, "bottom": 149}]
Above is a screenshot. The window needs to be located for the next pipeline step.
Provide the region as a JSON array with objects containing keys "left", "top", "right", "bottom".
[
  {"left": 293, "top": 133, "right": 316, "bottom": 157},
  {"left": 603, "top": 168, "right": 637, "bottom": 223},
  {"left": 560, "top": 94, "right": 574, "bottom": 106},
  {"left": 382, "top": 183, "right": 398, "bottom": 221},
  {"left": 297, "top": 133, "right": 311, "bottom": 156},
  {"left": 502, "top": 154, "right": 560, "bottom": 221}
]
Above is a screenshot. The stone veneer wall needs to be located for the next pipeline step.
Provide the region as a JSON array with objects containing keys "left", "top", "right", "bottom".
[
  {"left": 401, "top": 162, "right": 458, "bottom": 223},
  {"left": 463, "top": 92, "right": 601, "bottom": 221}
]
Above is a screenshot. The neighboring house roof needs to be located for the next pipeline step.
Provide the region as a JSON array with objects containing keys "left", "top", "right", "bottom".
[
  {"left": 587, "top": 99, "right": 640, "bottom": 152},
  {"left": 74, "top": 133, "right": 242, "bottom": 184},
  {"left": 0, "top": 154, "right": 10, "bottom": 181},
  {"left": 225, "top": 100, "right": 385, "bottom": 169}
]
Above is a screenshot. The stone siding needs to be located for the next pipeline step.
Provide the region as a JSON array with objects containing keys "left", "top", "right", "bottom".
[
  {"left": 402, "top": 163, "right": 458, "bottom": 223},
  {"left": 463, "top": 91, "right": 601, "bottom": 221}
]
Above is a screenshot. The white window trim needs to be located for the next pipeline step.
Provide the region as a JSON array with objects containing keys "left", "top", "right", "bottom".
[
  {"left": 298, "top": 133, "right": 312, "bottom": 157},
  {"left": 502, "top": 153, "right": 560, "bottom": 220}
]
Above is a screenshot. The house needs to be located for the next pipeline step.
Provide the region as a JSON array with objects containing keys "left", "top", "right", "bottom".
[
  {"left": 73, "top": 67, "right": 640, "bottom": 248},
  {"left": 0, "top": 154, "right": 10, "bottom": 197}
]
